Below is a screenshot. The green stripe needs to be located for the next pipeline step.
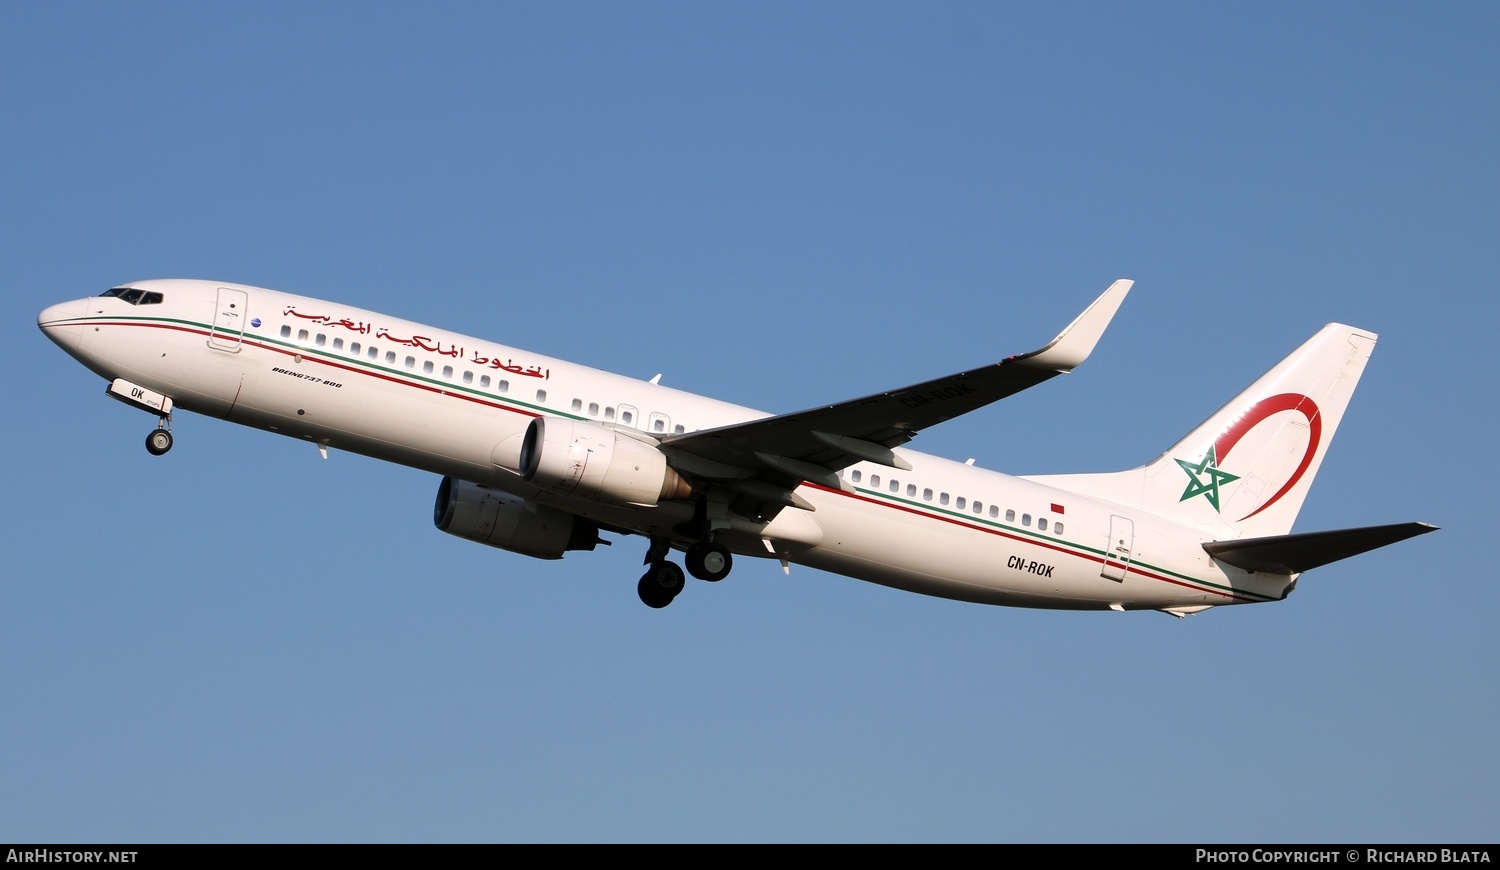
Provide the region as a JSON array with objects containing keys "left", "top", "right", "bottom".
[
  {"left": 77, "top": 314, "right": 1273, "bottom": 602},
  {"left": 850, "top": 486, "right": 1275, "bottom": 601}
]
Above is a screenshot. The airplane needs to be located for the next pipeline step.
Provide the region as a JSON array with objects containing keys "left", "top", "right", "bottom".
[{"left": 37, "top": 278, "right": 1437, "bottom": 615}]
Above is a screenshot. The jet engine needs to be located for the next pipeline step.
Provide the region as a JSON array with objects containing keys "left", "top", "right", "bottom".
[
  {"left": 518, "top": 416, "right": 692, "bottom": 506},
  {"left": 434, "top": 477, "right": 600, "bottom": 560}
]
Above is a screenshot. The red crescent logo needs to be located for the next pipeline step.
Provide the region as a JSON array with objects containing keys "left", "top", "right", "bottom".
[{"left": 1212, "top": 393, "right": 1321, "bottom": 521}]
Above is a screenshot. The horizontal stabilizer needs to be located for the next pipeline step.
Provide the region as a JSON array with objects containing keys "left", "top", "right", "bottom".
[{"left": 1203, "top": 522, "right": 1438, "bottom": 574}]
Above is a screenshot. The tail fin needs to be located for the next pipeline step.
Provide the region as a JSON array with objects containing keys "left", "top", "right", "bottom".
[{"left": 1031, "top": 323, "right": 1378, "bottom": 539}]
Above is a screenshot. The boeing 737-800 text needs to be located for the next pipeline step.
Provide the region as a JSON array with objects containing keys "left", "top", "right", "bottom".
[{"left": 38, "top": 279, "right": 1436, "bottom": 614}]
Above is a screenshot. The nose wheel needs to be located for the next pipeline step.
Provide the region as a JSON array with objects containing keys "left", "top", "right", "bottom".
[{"left": 145, "top": 419, "right": 173, "bottom": 455}]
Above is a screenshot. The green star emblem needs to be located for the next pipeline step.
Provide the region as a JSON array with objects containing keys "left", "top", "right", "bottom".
[{"left": 1175, "top": 445, "right": 1240, "bottom": 511}]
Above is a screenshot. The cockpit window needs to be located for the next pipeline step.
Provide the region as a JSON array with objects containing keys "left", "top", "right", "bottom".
[{"left": 99, "top": 287, "right": 164, "bottom": 305}]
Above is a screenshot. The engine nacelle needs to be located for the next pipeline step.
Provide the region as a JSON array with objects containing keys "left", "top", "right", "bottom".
[
  {"left": 433, "top": 477, "right": 600, "bottom": 560},
  {"left": 518, "top": 416, "right": 692, "bottom": 506}
]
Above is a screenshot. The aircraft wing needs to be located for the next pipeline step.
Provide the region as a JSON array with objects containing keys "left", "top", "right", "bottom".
[{"left": 658, "top": 279, "right": 1131, "bottom": 516}]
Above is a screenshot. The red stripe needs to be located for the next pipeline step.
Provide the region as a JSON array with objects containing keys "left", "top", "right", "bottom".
[
  {"left": 93, "top": 319, "right": 541, "bottom": 419},
  {"left": 91, "top": 319, "right": 1263, "bottom": 604},
  {"left": 803, "top": 483, "right": 1261, "bottom": 603}
]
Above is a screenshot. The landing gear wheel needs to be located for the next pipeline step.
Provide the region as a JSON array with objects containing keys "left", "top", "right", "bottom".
[
  {"left": 685, "top": 541, "right": 733, "bottom": 582},
  {"left": 145, "top": 429, "right": 173, "bottom": 456},
  {"left": 638, "top": 560, "right": 685, "bottom": 609}
]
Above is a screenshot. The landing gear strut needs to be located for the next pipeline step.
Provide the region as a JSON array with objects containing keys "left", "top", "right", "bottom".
[
  {"left": 635, "top": 535, "right": 736, "bottom": 608},
  {"left": 145, "top": 418, "right": 173, "bottom": 456}
]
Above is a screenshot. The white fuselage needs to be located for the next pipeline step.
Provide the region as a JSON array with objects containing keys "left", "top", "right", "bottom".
[{"left": 39, "top": 279, "right": 1286, "bottom": 613}]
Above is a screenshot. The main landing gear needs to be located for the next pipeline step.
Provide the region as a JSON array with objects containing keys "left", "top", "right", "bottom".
[
  {"left": 145, "top": 417, "right": 174, "bottom": 456},
  {"left": 637, "top": 537, "right": 734, "bottom": 608}
]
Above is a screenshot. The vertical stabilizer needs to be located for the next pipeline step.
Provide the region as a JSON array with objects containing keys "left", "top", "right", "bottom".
[
  {"left": 1032, "top": 324, "right": 1377, "bottom": 539},
  {"left": 1144, "top": 324, "right": 1375, "bottom": 537}
]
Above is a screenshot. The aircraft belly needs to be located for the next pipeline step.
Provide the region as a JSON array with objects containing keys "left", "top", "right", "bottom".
[
  {"left": 797, "top": 495, "right": 1074, "bottom": 607},
  {"left": 798, "top": 490, "right": 1247, "bottom": 610},
  {"left": 224, "top": 345, "right": 532, "bottom": 484}
]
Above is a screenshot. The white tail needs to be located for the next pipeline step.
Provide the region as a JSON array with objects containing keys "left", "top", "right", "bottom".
[{"left": 1029, "top": 324, "right": 1377, "bottom": 539}]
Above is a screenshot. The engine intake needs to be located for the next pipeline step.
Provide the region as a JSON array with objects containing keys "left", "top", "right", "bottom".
[
  {"left": 518, "top": 416, "right": 692, "bottom": 506},
  {"left": 434, "top": 477, "right": 600, "bottom": 560}
]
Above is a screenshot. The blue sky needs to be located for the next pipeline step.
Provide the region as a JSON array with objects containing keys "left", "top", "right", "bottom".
[{"left": 2, "top": 2, "right": 1494, "bottom": 844}]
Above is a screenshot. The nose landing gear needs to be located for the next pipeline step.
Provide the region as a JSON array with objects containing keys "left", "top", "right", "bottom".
[{"left": 104, "top": 379, "right": 175, "bottom": 456}]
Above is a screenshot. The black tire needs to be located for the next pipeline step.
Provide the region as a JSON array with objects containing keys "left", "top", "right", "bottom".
[
  {"left": 637, "top": 560, "right": 685, "bottom": 608},
  {"left": 146, "top": 429, "right": 173, "bottom": 456},
  {"left": 685, "top": 542, "right": 732, "bottom": 582}
]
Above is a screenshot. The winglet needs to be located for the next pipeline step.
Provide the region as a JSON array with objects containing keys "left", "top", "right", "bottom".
[{"left": 1020, "top": 279, "right": 1132, "bottom": 371}]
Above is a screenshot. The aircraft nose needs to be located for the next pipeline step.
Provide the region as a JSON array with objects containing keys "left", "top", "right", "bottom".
[{"left": 38, "top": 300, "right": 85, "bottom": 350}]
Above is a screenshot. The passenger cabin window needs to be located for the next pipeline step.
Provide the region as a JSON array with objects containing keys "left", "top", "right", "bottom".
[
  {"left": 1038, "top": 518, "right": 1048, "bottom": 531},
  {"left": 1006, "top": 509, "right": 1016, "bottom": 522},
  {"left": 851, "top": 470, "right": 862, "bottom": 483},
  {"left": 298, "top": 329, "right": 309, "bottom": 342},
  {"left": 1022, "top": 513, "right": 1032, "bottom": 527},
  {"left": 280, "top": 325, "right": 292, "bottom": 338},
  {"left": 536, "top": 390, "right": 547, "bottom": 403}
]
